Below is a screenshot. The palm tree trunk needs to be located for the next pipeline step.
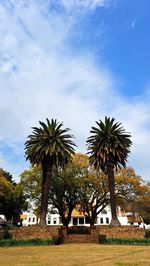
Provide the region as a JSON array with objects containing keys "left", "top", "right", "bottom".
[
  {"left": 39, "top": 160, "right": 52, "bottom": 226},
  {"left": 108, "top": 165, "right": 121, "bottom": 226}
]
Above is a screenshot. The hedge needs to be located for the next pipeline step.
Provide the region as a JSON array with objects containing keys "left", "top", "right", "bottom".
[
  {"left": 98, "top": 235, "right": 150, "bottom": 246},
  {"left": 0, "top": 237, "right": 62, "bottom": 247}
]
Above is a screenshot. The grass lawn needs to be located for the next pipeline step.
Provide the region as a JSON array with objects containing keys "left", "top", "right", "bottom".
[{"left": 0, "top": 244, "right": 150, "bottom": 266}]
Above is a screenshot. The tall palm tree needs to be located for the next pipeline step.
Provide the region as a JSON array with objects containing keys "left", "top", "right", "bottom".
[
  {"left": 87, "top": 117, "right": 132, "bottom": 226},
  {"left": 25, "top": 118, "right": 76, "bottom": 226}
]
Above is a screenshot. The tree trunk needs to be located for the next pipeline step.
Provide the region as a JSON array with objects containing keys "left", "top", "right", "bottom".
[
  {"left": 90, "top": 209, "right": 97, "bottom": 227},
  {"left": 61, "top": 207, "right": 74, "bottom": 228},
  {"left": 39, "top": 159, "right": 52, "bottom": 226},
  {"left": 108, "top": 165, "right": 121, "bottom": 226},
  {"left": 90, "top": 217, "right": 95, "bottom": 228}
]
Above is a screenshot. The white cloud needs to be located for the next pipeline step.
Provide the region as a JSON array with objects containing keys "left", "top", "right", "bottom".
[
  {"left": 0, "top": 0, "right": 150, "bottom": 181},
  {"left": 59, "top": 0, "right": 110, "bottom": 10}
]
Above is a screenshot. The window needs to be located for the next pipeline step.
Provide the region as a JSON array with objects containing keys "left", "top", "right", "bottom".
[
  {"left": 73, "top": 218, "right": 78, "bottom": 225},
  {"left": 106, "top": 217, "right": 109, "bottom": 224},
  {"left": 47, "top": 219, "right": 51, "bottom": 225},
  {"left": 28, "top": 217, "right": 31, "bottom": 223},
  {"left": 79, "top": 218, "right": 84, "bottom": 225},
  {"left": 32, "top": 217, "right": 35, "bottom": 223},
  {"left": 53, "top": 218, "right": 57, "bottom": 224},
  {"left": 85, "top": 217, "right": 90, "bottom": 224},
  {"left": 100, "top": 218, "right": 103, "bottom": 224}
]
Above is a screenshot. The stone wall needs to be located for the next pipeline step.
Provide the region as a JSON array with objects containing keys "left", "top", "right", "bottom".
[
  {"left": 12, "top": 226, "right": 62, "bottom": 240},
  {"left": 64, "top": 234, "right": 92, "bottom": 243},
  {"left": 12, "top": 225, "right": 145, "bottom": 242},
  {"left": 91, "top": 225, "right": 145, "bottom": 242},
  {"left": 63, "top": 226, "right": 145, "bottom": 243}
]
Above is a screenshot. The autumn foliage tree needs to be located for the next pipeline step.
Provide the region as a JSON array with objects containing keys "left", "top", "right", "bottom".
[
  {"left": 20, "top": 166, "right": 42, "bottom": 216},
  {"left": 79, "top": 169, "right": 110, "bottom": 227},
  {"left": 115, "top": 168, "right": 150, "bottom": 223}
]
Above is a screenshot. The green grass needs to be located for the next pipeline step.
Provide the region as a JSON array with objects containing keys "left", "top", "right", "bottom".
[{"left": 0, "top": 244, "right": 150, "bottom": 266}]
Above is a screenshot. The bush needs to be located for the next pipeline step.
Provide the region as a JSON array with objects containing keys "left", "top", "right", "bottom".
[
  {"left": 106, "top": 237, "right": 150, "bottom": 246},
  {"left": 2, "top": 228, "right": 12, "bottom": 239},
  {"left": 145, "top": 230, "right": 150, "bottom": 238},
  {"left": 98, "top": 234, "right": 107, "bottom": 244},
  {"left": 0, "top": 239, "right": 17, "bottom": 247},
  {"left": 0, "top": 238, "right": 60, "bottom": 247},
  {"left": 68, "top": 226, "right": 90, "bottom": 235}
]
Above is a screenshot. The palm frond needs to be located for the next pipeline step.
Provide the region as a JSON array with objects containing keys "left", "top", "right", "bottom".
[
  {"left": 25, "top": 118, "right": 76, "bottom": 167},
  {"left": 87, "top": 116, "right": 132, "bottom": 173}
]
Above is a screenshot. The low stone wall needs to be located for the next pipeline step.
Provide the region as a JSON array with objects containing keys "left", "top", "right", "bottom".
[
  {"left": 12, "top": 225, "right": 145, "bottom": 242},
  {"left": 12, "top": 226, "right": 62, "bottom": 240},
  {"left": 64, "top": 234, "right": 91, "bottom": 243},
  {"left": 91, "top": 226, "right": 145, "bottom": 242}
]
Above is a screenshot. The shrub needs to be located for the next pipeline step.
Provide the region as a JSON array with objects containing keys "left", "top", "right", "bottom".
[
  {"left": 0, "top": 239, "right": 17, "bottom": 247},
  {"left": 98, "top": 234, "right": 107, "bottom": 244},
  {"left": 0, "top": 238, "right": 60, "bottom": 247},
  {"left": 145, "top": 230, "right": 150, "bottom": 238},
  {"left": 106, "top": 237, "right": 150, "bottom": 246},
  {"left": 2, "top": 228, "right": 12, "bottom": 239}
]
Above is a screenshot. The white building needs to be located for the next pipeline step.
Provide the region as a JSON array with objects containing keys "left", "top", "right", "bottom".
[{"left": 20, "top": 205, "right": 145, "bottom": 228}]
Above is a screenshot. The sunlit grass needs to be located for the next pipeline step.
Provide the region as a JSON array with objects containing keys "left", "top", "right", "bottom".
[{"left": 0, "top": 244, "right": 150, "bottom": 266}]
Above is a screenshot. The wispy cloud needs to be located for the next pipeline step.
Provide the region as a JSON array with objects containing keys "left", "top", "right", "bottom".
[
  {"left": 59, "top": 0, "right": 111, "bottom": 10},
  {"left": 0, "top": 0, "right": 150, "bottom": 181},
  {"left": 131, "top": 18, "right": 136, "bottom": 29}
]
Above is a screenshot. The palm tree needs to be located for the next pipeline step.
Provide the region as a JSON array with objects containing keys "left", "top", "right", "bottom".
[
  {"left": 25, "top": 118, "right": 76, "bottom": 226},
  {"left": 87, "top": 117, "right": 132, "bottom": 226}
]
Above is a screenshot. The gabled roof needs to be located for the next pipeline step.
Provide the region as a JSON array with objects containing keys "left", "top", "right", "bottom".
[{"left": 20, "top": 214, "right": 27, "bottom": 220}]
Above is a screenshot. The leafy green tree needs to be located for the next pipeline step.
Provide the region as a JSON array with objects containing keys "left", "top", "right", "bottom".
[
  {"left": 49, "top": 153, "right": 88, "bottom": 227},
  {"left": 20, "top": 153, "right": 87, "bottom": 227},
  {"left": 79, "top": 167, "right": 148, "bottom": 227},
  {"left": 20, "top": 166, "right": 42, "bottom": 216},
  {"left": 87, "top": 117, "right": 132, "bottom": 226},
  {"left": 25, "top": 118, "right": 76, "bottom": 226},
  {"left": 79, "top": 169, "right": 110, "bottom": 227},
  {"left": 49, "top": 167, "right": 81, "bottom": 227},
  {"left": 0, "top": 168, "right": 16, "bottom": 185},
  {"left": 20, "top": 165, "right": 80, "bottom": 226},
  {"left": 0, "top": 169, "right": 27, "bottom": 225}
]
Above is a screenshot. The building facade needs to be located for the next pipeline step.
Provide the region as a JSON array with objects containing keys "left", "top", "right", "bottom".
[{"left": 20, "top": 205, "right": 145, "bottom": 228}]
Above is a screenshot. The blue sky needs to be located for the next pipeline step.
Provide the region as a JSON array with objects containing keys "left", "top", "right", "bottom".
[{"left": 0, "top": 0, "right": 150, "bottom": 182}]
